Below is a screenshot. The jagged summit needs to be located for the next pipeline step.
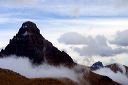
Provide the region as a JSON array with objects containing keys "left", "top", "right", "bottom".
[
  {"left": 18, "top": 21, "right": 40, "bottom": 36},
  {"left": 91, "top": 61, "right": 104, "bottom": 70},
  {"left": 0, "top": 21, "right": 75, "bottom": 66},
  {"left": 22, "top": 21, "right": 37, "bottom": 28}
]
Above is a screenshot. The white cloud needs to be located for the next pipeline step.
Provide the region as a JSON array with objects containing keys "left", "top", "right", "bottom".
[
  {"left": 58, "top": 32, "right": 87, "bottom": 45},
  {"left": 74, "top": 35, "right": 128, "bottom": 56},
  {"left": 110, "top": 30, "right": 128, "bottom": 46},
  {"left": 58, "top": 32, "right": 128, "bottom": 57}
]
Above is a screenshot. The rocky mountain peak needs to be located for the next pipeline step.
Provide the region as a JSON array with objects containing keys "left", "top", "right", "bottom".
[
  {"left": 91, "top": 61, "right": 104, "bottom": 70},
  {"left": 0, "top": 21, "right": 75, "bottom": 66},
  {"left": 18, "top": 21, "right": 40, "bottom": 36}
]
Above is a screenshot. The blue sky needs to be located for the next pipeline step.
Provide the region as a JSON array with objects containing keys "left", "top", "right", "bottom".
[{"left": 1, "top": 0, "right": 128, "bottom": 66}]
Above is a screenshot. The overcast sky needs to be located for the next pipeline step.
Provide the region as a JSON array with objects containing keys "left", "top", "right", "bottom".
[{"left": 0, "top": 0, "right": 128, "bottom": 66}]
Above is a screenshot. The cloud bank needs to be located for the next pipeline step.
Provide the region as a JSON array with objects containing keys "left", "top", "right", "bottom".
[
  {"left": 0, "top": 55, "right": 86, "bottom": 83},
  {"left": 58, "top": 32, "right": 128, "bottom": 57}
]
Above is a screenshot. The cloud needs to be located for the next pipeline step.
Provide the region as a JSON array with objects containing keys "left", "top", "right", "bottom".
[
  {"left": 94, "top": 67, "right": 128, "bottom": 85},
  {"left": 74, "top": 35, "right": 128, "bottom": 56},
  {"left": 58, "top": 32, "right": 128, "bottom": 57},
  {"left": 0, "top": 0, "right": 42, "bottom": 6},
  {"left": 110, "top": 30, "right": 128, "bottom": 46},
  {"left": 58, "top": 32, "right": 87, "bottom": 45},
  {"left": 0, "top": 55, "right": 88, "bottom": 83}
]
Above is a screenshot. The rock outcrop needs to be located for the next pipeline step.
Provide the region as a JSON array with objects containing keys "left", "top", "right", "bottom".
[{"left": 90, "top": 61, "right": 104, "bottom": 70}]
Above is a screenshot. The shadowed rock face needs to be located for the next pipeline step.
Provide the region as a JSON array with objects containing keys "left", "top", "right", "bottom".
[{"left": 0, "top": 21, "right": 75, "bottom": 66}]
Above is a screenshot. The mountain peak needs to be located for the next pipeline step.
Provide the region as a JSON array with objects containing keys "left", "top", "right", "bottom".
[
  {"left": 91, "top": 61, "right": 104, "bottom": 70},
  {"left": 106, "top": 63, "right": 127, "bottom": 73},
  {"left": 18, "top": 21, "right": 40, "bottom": 36},
  {"left": 22, "top": 21, "right": 37, "bottom": 27},
  {"left": 0, "top": 21, "right": 75, "bottom": 66}
]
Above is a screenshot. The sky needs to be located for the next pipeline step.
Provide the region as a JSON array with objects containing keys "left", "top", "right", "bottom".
[{"left": 0, "top": 0, "right": 128, "bottom": 66}]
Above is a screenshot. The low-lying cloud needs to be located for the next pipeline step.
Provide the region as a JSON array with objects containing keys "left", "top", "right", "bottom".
[
  {"left": 94, "top": 67, "right": 128, "bottom": 85},
  {"left": 0, "top": 55, "right": 87, "bottom": 83}
]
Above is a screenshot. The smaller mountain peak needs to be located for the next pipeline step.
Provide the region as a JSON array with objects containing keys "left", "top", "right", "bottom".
[
  {"left": 91, "top": 61, "right": 104, "bottom": 70},
  {"left": 18, "top": 21, "right": 40, "bottom": 35},
  {"left": 106, "top": 63, "right": 126, "bottom": 73}
]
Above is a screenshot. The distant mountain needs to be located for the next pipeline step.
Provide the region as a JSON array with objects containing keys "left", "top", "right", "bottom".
[
  {"left": 0, "top": 21, "right": 75, "bottom": 66},
  {"left": 90, "top": 61, "right": 104, "bottom": 70},
  {"left": 105, "top": 63, "right": 128, "bottom": 75}
]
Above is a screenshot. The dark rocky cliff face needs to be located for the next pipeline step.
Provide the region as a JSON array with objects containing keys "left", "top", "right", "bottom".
[{"left": 0, "top": 21, "right": 75, "bottom": 66}]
